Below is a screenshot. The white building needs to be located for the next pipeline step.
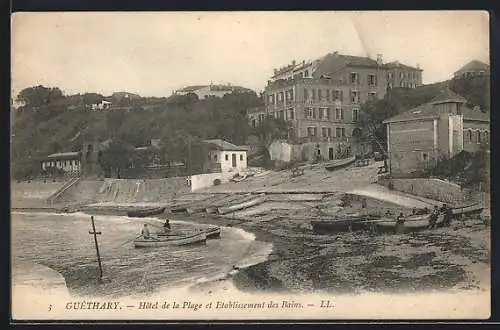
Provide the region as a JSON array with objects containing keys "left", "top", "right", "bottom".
[
  {"left": 41, "top": 152, "right": 81, "bottom": 175},
  {"left": 91, "top": 100, "right": 112, "bottom": 111},
  {"left": 202, "top": 139, "right": 248, "bottom": 173},
  {"left": 175, "top": 84, "right": 252, "bottom": 99}
]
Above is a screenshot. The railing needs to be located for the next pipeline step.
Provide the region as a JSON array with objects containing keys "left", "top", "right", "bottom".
[{"left": 46, "top": 176, "right": 81, "bottom": 206}]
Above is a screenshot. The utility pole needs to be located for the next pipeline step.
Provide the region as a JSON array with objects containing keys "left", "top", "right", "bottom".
[{"left": 88, "top": 216, "right": 103, "bottom": 281}]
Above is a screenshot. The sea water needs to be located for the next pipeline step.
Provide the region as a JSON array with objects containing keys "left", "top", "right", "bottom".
[{"left": 11, "top": 211, "right": 272, "bottom": 298}]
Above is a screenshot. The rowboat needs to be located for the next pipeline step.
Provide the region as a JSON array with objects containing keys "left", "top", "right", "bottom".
[
  {"left": 134, "top": 232, "right": 207, "bottom": 248},
  {"left": 451, "top": 202, "right": 484, "bottom": 216},
  {"left": 217, "top": 194, "right": 267, "bottom": 215},
  {"left": 127, "top": 207, "right": 166, "bottom": 218},
  {"left": 158, "top": 226, "right": 221, "bottom": 239},
  {"left": 325, "top": 155, "right": 356, "bottom": 172},
  {"left": 311, "top": 213, "right": 380, "bottom": 233},
  {"left": 205, "top": 195, "right": 252, "bottom": 214},
  {"left": 375, "top": 214, "right": 445, "bottom": 232}
]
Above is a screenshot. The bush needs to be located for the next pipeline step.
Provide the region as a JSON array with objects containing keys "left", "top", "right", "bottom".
[{"left": 213, "top": 179, "right": 221, "bottom": 186}]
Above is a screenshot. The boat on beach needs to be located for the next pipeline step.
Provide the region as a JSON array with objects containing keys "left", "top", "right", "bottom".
[
  {"left": 158, "top": 226, "right": 221, "bottom": 239},
  {"left": 451, "top": 202, "right": 484, "bottom": 216},
  {"left": 134, "top": 232, "right": 207, "bottom": 248},
  {"left": 311, "top": 213, "right": 380, "bottom": 233},
  {"left": 217, "top": 194, "right": 267, "bottom": 215},
  {"left": 375, "top": 214, "right": 445, "bottom": 232},
  {"left": 127, "top": 207, "right": 166, "bottom": 218},
  {"left": 205, "top": 194, "right": 253, "bottom": 214},
  {"left": 325, "top": 155, "right": 356, "bottom": 172}
]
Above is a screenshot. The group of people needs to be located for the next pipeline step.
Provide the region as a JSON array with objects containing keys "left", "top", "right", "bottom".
[
  {"left": 391, "top": 203, "right": 454, "bottom": 234},
  {"left": 140, "top": 219, "right": 171, "bottom": 239}
]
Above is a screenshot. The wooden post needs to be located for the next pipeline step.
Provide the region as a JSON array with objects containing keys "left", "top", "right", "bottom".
[{"left": 89, "top": 216, "right": 103, "bottom": 281}]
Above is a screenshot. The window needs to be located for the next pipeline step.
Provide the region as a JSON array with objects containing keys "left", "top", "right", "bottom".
[
  {"left": 307, "top": 127, "right": 314, "bottom": 136},
  {"left": 312, "top": 89, "right": 316, "bottom": 100},
  {"left": 305, "top": 108, "right": 313, "bottom": 119},
  {"left": 336, "top": 127, "right": 342, "bottom": 137},
  {"left": 208, "top": 154, "right": 211, "bottom": 160},
  {"left": 388, "top": 72, "right": 393, "bottom": 79},
  {"left": 350, "top": 72, "right": 358, "bottom": 84},
  {"left": 304, "top": 70, "right": 309, "bottom": 77},
  {"left": 423, "top": 153, "right": 428, "bottom": 161},
  {"left": 313, "top": 127, "right": 318, "bottom": 136},
  {"left": 214, "top": 154, "right": 218, "bottom": 161},
  {"left": 225, "top": 154, "right": 229, "bottom": 161},
  {"left": 327, "top": 108, "right": 332, "bottom": 120},
  {"left": 351, "top": 91, "right": 360, "bottom": 104},
  {"left": 477, "top": 131, "right": 482, "bottom": 143},
  {"left": 400, "top": 72, "right": 404, "bottom": 79},
  {"left": 352, "top": 108, "right": 359, "bottom": 121},
  {"left": 252, "top": 119, "right": 256, "bottom": 128},
  {"left": 318, "top": 108, "right": 324, "bottom": 120},
  {"left": 278, "top": 92, "right": 284, "bottom": 103},
  {"left": 327, "top": 128, "right": 332, "bottom": 137},
  {"left": 368, "top": 74, "right": 377, "bottom": 86},
  {"left": 467, "top": 129, "right": 473, "bottom": 142},
  {"left": 240, "top": 155, "right": 243, "bottom": 161},
  {"left": 322, "top": 128, "right": 328, "bottom": 137},
  {"left": 341, "top": 128, "right": 346, "bottom": 137},
  {"left": 304, "top": 88, "right": 309, "bottom": 100},
  {"left": 312, "top": 108, "right": 317, "bottom": 119},
  {"left": 368, "top": 92, "right": 377, "bottom": 101},
  {"left": 318, "top": 89, "right": 322, "bottom": 101},
  {"left": 288, "top": 108, "right": 294, "bottom": 120},
  {"left": 334, "top": 90, "right": 342, "bottom": 101},
  {"left": 326, "top": 90, "right": 331, "bottom": 102},
  {"left": 335, "top": 107, "right": 344, "bottom": 120},
  {"left": 289, "top": 89, "right": 294, "bottom": 100}
]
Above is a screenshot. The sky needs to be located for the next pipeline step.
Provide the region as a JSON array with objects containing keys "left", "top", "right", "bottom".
[{"left": 11, "top": 11, "right": 489, "bottom": 98}]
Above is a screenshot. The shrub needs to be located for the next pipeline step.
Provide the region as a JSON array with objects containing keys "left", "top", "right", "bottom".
[{"left": 213, "top": 179, "right": 221, "bottom": 186}]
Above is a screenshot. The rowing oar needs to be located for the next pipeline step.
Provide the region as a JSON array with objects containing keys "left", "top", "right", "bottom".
[{"left": 115, "top": 235, "right": 142, "bottom": 248}]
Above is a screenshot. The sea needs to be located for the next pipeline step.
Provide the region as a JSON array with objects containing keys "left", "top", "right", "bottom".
[{"left": 11, "top": 211, "right": 273, "bottom": 299}]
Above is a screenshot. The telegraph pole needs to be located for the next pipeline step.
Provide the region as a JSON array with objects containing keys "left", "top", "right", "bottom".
[{"left": 89, "top": 216, "right": 103, "bottom": 281}]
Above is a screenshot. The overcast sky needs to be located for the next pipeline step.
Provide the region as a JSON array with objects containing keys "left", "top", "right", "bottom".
[{"left": 11, "top": 11, "right": 489, "bottom": 98}]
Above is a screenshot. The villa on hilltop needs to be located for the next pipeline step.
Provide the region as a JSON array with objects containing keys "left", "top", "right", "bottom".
[
  {"left": 175, "top": 83, "right": 254, "bottom": 99},
  {"left": 453, "top": 60, "right": 490, "bottom": 79}
]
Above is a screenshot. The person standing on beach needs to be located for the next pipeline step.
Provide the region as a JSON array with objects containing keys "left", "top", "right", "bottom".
[
  {"left": 163, "top": 219, "right": 171, "bottom": 232},
  {"left": 428, "top": 206, "right": 439, "bottom": 229}
]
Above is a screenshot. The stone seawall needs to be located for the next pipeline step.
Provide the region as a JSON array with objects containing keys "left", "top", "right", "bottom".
[{"left": 379, "top": 178, "right": 473, "bottom": 204}]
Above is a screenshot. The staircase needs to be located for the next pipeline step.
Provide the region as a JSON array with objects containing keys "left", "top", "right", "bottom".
[{"left": 46, "top": 176, "right": 81, "bottom": 206}]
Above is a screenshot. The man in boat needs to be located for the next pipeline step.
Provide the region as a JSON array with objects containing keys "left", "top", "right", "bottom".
[
  {"left": 141, "top": 224, "right": 151, "bottom": 239},
  {"left": 163, "top": 219, "right": 171, "bottom": 232},
  {"left": 395, "top": 212, "right": 405, "bottom": 234}
]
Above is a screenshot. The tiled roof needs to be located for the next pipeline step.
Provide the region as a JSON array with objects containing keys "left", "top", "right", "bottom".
[
  {"left": 428, "top": 88, "right": 468, "bottom": 104},
  {"left": 313, "top": 52, "right": 379, "bottom": 78},
  {"left": 385, "top": 61, "right": 422, "bottom": 71},
  {"left": 383, "top": 89, "right": 490, "bottom": 124},
  {"left": 454, "top": 60, "right": 490, "bottom": 74},
  {"left": 46, "top": 152, "right": 80, "bottom": 159},
  {"left": 202, "top": 139, "right": 248, "bottom": 151}
]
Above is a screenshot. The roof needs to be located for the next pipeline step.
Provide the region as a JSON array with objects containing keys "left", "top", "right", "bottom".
[
  {"left": 46, "top": 152, "right": 80, "bottom": 159},
  {"left": 454, "top": 60, "right": 490, "bottom": 74},
  {"left": 312, "top": 52, "right": 379, "bottom": 78},
  {"left": 428, "top": 88, "right": 468, "bottom": 104},
  {"left": 383, "top": 95, "right": 490, "bottom": 124},
  {"left": 385, "top": 61, "right": 422, "bottom": 71},
  {"left": 177, "top": 85, "right": 208, "bottom": 92},
  {"left": 202, "top": 139, "right": 248, "bottom": 151}
]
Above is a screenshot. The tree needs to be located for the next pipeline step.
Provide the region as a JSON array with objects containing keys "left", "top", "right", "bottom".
[
  {"left": 16, "top": 85, "right": 64, "bottom": 108},
  {"left": 253, "top": 117, "right": 292, "bottom": 146},
  {"left": 358, "top": 99, "right": 400, "bottom": 151},
  {"left": 98, "top": 141, "right": 133, "bottom": 178},
  {"left": 450, "top": 76, "right": 490, "bottom": 111}
]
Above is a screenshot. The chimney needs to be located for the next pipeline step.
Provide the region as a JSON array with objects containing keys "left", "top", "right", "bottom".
[{"left": 376, "top": 54, "right": 383, "bottom": 65}]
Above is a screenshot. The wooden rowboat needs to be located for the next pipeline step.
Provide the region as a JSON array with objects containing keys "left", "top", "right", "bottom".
[
  {"left": 451, "top": 202, "right": 484, "bottom": 216},
  {"left": 204, "top": 226, "right": 222, "bottom": 238},
  {"left": 127, "top": 207, "right": 166, "bottom": 218},
  {"left": 217, "top": 194, "right": 266, "bottom": 215},
  {"left": 376, "top": 214, "right": 445, "bottom": 231},
  {"left": 134, "top": 232, "right": 207, "bottom": 248},
  {"left": 311, "top": 213, "right": 380, "bottom": 233},
  {"left": 325, "top": 155, "right": 356, "bottom": 172}
]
